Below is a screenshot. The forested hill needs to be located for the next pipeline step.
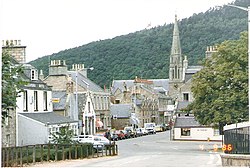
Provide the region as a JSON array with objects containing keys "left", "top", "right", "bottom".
[{"left": 30, "top": 0, "right": 249, "bottom": 88}]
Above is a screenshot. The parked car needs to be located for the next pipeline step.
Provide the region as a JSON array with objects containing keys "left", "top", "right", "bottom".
[
  {"left": 72, "top": 135, "right": 104, "bottom": 152},
  {"left": 104, "top": 130, "right": 118, "bottom": 141},
  {"left": 155, "top": 125, "right": 163, "bottom": 132},
  {"left": 116, "top": 130, "right": 126, "bottom": 140},
  {"left": 144, "top": 123, "right": 156, "bottom": 134},
  {"left": 141, "top": 128, "right": 148, "bottom": 135},
  {"left": 124, "top": 126, "right": 137, "bottom": 138},
  {"left": 135, "top": 128, "right": 144, "bottom": 137},
  {"left": 122, "top": 130, "right": 131, "bottom": 139},
  {"left": 110, "top": 131, "right": 119, "bottom": 141},
  {"left": 94, "top": 135, "right": 114, "bottom": 146},
  {"left": 160, "top": 124, "right": 168, "bottom": 131}
]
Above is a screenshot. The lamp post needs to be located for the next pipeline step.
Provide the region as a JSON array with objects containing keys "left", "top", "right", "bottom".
[{"left": 226, "top": 5, "right": 250, "bottom": 122}]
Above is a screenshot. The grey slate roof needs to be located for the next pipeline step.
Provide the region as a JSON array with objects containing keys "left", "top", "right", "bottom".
[
  {"left": 77, "top": 93, "right": 87, "bottom": 112},
  {"left": 52, "top": 91, "right": 67, "bottom": 110},
  {"left": 19, "top": 112, "right": 78, "bottom": 125},
  {"left": 111, "top": 80, "right": 134, "bottom": 94},
  {"left": 110, "top": 104, "right": 132, "bottom": 118},
  {"left": 21, "top": 64, "right": 51, "bottom": 91},
  {"left": 184, "top": 66, "right": 203, "bottom": 82},
  {"left": 68, "top": 71, "right": 104, "bottom": 92},
  {"left": 111, "top": 79, "right": 169, "bottom": 94},
  {"left": 174, "top": 116, "right": 203, "bottom": 128},
  {"left": 177, "top": 101, "right": 192, "bottom": 111}
]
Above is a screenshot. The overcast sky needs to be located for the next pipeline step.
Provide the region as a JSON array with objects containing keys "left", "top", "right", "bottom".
[{"left": 1, "top": 0, "right": 234, "bottom": 62}]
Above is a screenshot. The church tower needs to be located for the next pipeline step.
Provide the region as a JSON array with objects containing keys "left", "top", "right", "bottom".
[
  {"left": 169, "top": 15, "right": 184, "bottom": 83},
  {"left": 168, "top": 15, "right": 185, "bottom": 100}
]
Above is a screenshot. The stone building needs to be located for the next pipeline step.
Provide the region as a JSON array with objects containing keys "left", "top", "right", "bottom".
[
  {"left": 2, "top": 40, "right": 26, "bottom": 64},
  {"left": 2, "top": 42, "right": 80, "bottom": 146},
  {"left": 43, "top": 60, "right": 111, "bottom": 135},
  {"left": 111, "top": 77, "right": 171, "bottom": 128}
]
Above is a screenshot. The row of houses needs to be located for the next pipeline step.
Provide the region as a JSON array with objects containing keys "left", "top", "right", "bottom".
[{"left": 2, "top": 15, "right": 222, "bottom": 147}]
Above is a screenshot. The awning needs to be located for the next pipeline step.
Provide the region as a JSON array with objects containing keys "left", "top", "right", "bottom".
[{"left": 96, "top": 120, "right": 104, "bottom": 127}]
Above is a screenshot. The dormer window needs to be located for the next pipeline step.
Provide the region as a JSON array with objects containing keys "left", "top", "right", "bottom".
[{"left": 31, "top": 69, "right": 38, "bottom": 80}]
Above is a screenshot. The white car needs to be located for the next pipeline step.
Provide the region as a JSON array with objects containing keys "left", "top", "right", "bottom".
[
  {"left": 72, "top": 135, "right": 104, "bottom": 151},
  {"left": 141, "top": 128, "right": 149, "bottom": 135},
  {"left": 94, "top": 136, "right": 114, "bottom": 146}
]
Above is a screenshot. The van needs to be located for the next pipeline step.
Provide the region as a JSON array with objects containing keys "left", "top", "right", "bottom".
[{"left": 144, "top": 123, "right": 156, "bottom": 134}]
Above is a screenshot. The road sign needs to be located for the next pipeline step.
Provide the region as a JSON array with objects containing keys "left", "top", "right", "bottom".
[{"left": 51, "top": 98, "right": 60, "bottom": 103}]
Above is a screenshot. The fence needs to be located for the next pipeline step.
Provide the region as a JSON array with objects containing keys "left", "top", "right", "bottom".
[
  {"left": 2, "top": 143, "right": 118, "bottom": 167},
  {"left": 224, "top": 126, "right": 250, "bottom": 154}
]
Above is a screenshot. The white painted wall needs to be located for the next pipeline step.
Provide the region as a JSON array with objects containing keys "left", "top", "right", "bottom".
[
  {"left": 18, "top": 114, "right": 48, "bottom": 146},
  {"left": 174, "top": 127, "right": 222, "bottom": 141},
  {"left": 18, "top": 114, "right": 78, "bottom": 146},
  {"left": 224, "top": 121, "right": 250, "bottom": 131},
  {"left": 16, "top": 89, "right": 53, "bottom": 113}
]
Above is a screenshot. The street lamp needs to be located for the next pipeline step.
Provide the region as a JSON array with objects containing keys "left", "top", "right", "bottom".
[{"left": 226, "top": 4, "right": 250, "bottom": 122}]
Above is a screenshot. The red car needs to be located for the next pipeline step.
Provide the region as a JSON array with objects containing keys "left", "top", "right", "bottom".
[{"left": 115, "top": 130, "right": 125, "bottom": 140}]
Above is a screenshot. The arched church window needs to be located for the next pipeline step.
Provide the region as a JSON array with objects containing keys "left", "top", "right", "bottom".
[{"left": 174, "top": 66, "right": 178, "bottom": 79}]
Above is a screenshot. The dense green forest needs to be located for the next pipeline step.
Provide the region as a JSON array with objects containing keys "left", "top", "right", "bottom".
[{"left": 30, "top": 0, "right": 249, "bottom": 88}]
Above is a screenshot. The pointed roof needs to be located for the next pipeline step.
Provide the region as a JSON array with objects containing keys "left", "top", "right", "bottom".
[{"left": 171, "top": 14, "right": 182, "bottom": 56}]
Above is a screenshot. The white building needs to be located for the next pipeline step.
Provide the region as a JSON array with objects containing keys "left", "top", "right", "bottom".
[
  {"left": 173, "top": 116, "right": 222, "bottom": 141},
  {"left": 16, "top": 64, "right": 78, "bottom": 146}
]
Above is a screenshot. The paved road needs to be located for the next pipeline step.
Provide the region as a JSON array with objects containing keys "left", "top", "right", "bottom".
[{"left": 31, "top": 131, "right": 223, "bottom": 167}]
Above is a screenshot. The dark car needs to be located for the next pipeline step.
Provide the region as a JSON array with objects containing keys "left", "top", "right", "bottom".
[
  {"left": 110, "top": 131, "right": 119, "bottom": 141},
  {"left": 124, "top": 127, "right": 137, "bottom": 138},
  {"left": 160, "top": 124, "right": 167, "bottom": 131}
]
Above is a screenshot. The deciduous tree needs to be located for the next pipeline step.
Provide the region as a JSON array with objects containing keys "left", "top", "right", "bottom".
[
  {"left": 2, "top": 50, "right": 26, "bottom": 125},
  {"left": 188, "top": 31, "right": 248, "bottom": 127}
]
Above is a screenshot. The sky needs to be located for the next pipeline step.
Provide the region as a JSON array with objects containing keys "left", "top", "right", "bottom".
[{"left": 1, "top": 0, "right": 234, "bottom": 62}]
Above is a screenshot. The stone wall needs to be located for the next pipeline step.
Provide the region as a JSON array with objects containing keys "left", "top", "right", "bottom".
[
  {"left": 2, "top": 109, "right": 16, "bottom": 147},
  {"left": 220, "top": 153, "right": 250, "bottom": 167}
]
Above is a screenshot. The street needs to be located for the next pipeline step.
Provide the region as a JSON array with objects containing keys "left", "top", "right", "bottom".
[{"left": 31, "top": 131, "right": 222, "bottom": 167}]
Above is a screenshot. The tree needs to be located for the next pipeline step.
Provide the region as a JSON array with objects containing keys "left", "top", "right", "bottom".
[
  {"left": 188, "top": 31, "right": 248, "bottom": 127},
  {"left": 51, "top": 124, "right": 75, "bottom": 144},
  {"left": 2, "top": 50, "right": 26, "bottom": 125}
]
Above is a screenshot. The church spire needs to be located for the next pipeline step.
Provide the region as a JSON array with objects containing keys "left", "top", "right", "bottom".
[
  {"left": 171, "top": 14, "right": 181, "bottom": 56},
  {"left": 169, "top": 14, "right": 183, "bottom": 82}
]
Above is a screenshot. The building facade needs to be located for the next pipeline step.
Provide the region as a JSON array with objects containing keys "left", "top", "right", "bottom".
[
  {"left": 43, "top": 60, "right": 111, "bottom": 135},
  {"left": 2, "top": 42, "right": 78, "bottom": 147}
]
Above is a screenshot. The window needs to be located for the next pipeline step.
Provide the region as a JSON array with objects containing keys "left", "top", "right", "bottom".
[
  {"left": 183, "top": 93, "right": 189, "bottom": 101},
  {"left": 34, "top": 91, "right": 38, "bottom": 111},
  {"left": 88, "top": 102, "right": 91, "bottom": 113},
  {"left": 174, "top": 66, "right": 177, "bottom": 79},
  {"left": 5, "top": 112, "right": 9, "bottom": 126},
  {"left": 23, "top": 90, "right": 28, "bottom": 111},
  {"left": 31, "top": 69, "right": 38, "bottom": 80},
  {"left": 214, "top": 129, "right": 220, "bottom": 136},
  {"left": 181, "top": 128, "right": 191, "bottom": 136},
  {"left": 101, "top": 97, "right": 103, "bottom": 110},
  {"left": 6, "top": 134, "right": 10, "bottom": 147},
  {"left": 43, "top": 91, "right": 48, "bottom": 111},
  {"left": 98, "top": 97, "right": 101, "bottom": 110},
  {"left": 93, "top": 96, "right": 96, "bottom": 109}
]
